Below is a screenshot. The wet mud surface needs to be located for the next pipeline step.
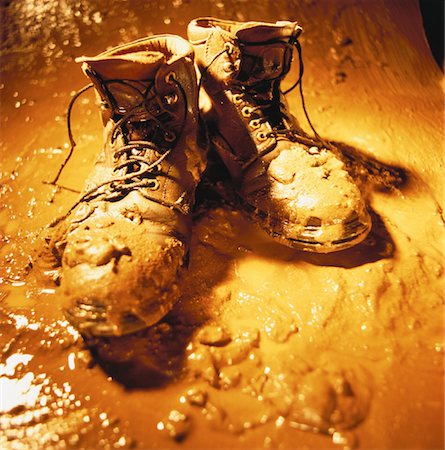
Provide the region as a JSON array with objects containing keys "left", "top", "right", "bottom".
[{"left": 1, "top": 1, "right": 444, "bottom": 449}]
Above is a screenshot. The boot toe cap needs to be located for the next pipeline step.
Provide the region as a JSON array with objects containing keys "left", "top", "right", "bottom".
[
  {"left": 247, "top": 146, "right": 371, "bottom": 252},
  {"left": 60, "top": 221, "right": 186, "bottom": 336}
]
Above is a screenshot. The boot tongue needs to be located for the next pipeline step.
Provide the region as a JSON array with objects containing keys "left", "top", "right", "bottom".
[
  {"left": 78, "top": 51, "right": 166, "bottom": 81},
  {"left": 233, "top": 22, "right": 300, "bottom": 84},
  {"left": 237, "top": 42, "right": 292, "bottom": 84},
  {"left": 78, "top": 51, "right": 168, "bottom": 126}
]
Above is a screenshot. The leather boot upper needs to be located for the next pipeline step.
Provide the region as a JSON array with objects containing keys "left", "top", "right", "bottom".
[
  {"left": 49, "top": 35, "right": 206, "bottom": 336},
  {"left": 188, "top": 19, "right": 371, "bottom": 252}
]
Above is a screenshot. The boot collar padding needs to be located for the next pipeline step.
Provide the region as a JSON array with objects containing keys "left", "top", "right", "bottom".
[
  {"left": 76, "top": 35, "right": 193, "bottom": 81},
  {"left": 188, "top": 18, "right": 302, "bottom": 44}
]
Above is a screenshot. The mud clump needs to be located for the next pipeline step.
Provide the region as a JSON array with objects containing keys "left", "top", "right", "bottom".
[
  {"left": 289, "top": 367, "right": 371, "bottom": 433},
  {"left": 197, "top": 325, "right": 231, "bottom": 346},
  {"left": 181, "top": 321, "right": 372, "bottom": 440}
]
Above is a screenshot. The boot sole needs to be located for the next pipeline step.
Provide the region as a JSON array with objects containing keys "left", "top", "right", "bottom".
[{"left": 240, "top": 197, "right": 372, "bottom": 253}]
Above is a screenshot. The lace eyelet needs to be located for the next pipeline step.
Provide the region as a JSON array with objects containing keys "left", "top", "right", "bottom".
[
  {"left": 165, "top": 72, "right": 177, "bottom": 84},
  {"left": 224, "top": 42, "right": 234, "bottom": 54},
  {"left": 147, "top": 179, "right": 160, "bottom": 190},
  {"left": 242, "top": 106, "right": 252, "bottom": 118},
  {"left": 257, "top": 131, "right": 268, "bottom": 142},
  {"left": 163, "top": 92, "right": 178, "bottom": 105},
  {"left": 164, "top": 131, "right": 176, "bottom": 142},
  {"left": 233, "top": 93, "right": 243, "bottom": 104},
  {"left": 250, "top": 119, "right": 261, "bottom": 130}
]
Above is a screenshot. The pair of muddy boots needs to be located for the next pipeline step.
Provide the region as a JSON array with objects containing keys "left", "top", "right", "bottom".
[{"left": 47, "top": 19, "right": 371, "bottom": 337}]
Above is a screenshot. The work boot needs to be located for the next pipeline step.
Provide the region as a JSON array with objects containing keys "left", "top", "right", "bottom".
[
  {"left": 188, "top": 18, "right": 371, "bottom": 252},
  {"left": 46, "top": 35, "right": 206, "bottom": 336}
]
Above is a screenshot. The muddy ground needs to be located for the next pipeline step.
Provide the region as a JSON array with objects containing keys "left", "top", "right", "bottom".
[{"left": 0, "top": 0, "right": 444, "bottom": 449}]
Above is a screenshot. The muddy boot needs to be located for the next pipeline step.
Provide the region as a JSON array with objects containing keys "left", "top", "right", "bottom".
[
  {"left": 46, "top": 36, "right": 206, "bottom": 336},
  {"left": 188, "top": 18, "right": 371, "bottom": 252}
]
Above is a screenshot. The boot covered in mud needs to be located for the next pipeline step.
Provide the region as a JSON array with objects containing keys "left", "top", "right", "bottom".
[
  {"left": 188, "top": 18, "right": 371, "bottom": 252},
  {"left": 46, "top": 36, "right": 206, "bottom": 337}
]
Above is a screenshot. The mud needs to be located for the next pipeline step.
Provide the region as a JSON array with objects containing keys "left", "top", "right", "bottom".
[{"left": 1, "top": 1, "right": 444, "bottom": 449}]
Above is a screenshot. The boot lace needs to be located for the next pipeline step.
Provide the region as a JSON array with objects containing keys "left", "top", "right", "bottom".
[
  {"left": 199, "top": 35, "right": 332, "bottom": 167},
  {"left": 47, "top": 73, "right": 188, "bottom": 226}
]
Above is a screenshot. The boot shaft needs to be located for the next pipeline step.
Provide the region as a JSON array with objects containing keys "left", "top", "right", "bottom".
[
  {"left": 188, "top": 19, "right": 303, "bottom": 164},
  {"left": 77, "top": 35, "right": 199, "bottom": 149},
  {"left": 73, "top": 35, "right": 206, "bottom": 218},
  {"left": 188, "top": 18, "right": 302, "bottom": 89}
]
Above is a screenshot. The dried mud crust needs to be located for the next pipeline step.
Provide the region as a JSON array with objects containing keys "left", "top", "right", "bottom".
[
  {"left": 36, "top": 207, "right": 187, "bottom": 337},
  {"left": 238, "top": 145, "right": 372, "bottom": 253}
]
